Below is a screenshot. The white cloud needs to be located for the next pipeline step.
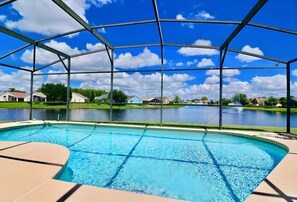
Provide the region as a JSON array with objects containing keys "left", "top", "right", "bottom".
[
  {"left": 114, "top": 48, "right": 162, "bottom": 69},
  {"left": 197, "top": 58, "right": 214, "bottom": 67},
  {"left": 292, "top": 69, "right": 297, "bottom": 77},
  {"left": 176, "top": 13, "right": 194, "bottom": 29},
  {"left": 235, "top": 45, "right": 264, "bottom": 63},
  {"left": 5, "top": 0, "right": 88, "bottom": 36},
  {"left": 0, "top": 70, "right": 43, "bottom": 92},
  {"left": 206, "top": 69, "right": 240, "bottom": 77},
  {"left": 176, "top": 62, "right": 184, "bottom": 67},
  {"left": 177, "top": 39, "right": 219, "bottom": 56},
  {"left": 97, "top": 28, "right": 106, "bottom": 33},
  {"left": 205, "top": 75, "right": 219, "bottom": 84},
  {"left": 195, "top": 11, "right": 215, "bottom": 20},
  {"left": 251, "top": 74, "right": 286, "bottom": 92},
  {"left": 186, "top": 59, "right": 198, "bottom": 66},
  {"left": 80, "top": 72, "right": 194, "bottom": 98},
  {"left": 224, "top": 69, "right": 240, "bottom": 77},
  {"left": 21, "top": 40, "right": 81, "bottom": 64},
  {"left": 88, "top": 0, "right": 115, "bottom": 7},
  {"left": 176, "top": 14, "right": 186, "bottom": 20},
  {"left": 175, "top": 11, "right": 214, "bottom": 29},
  {"left": 45, "top": 70, "right": 68, "bottom": 85},
  {"left": 21, "top": 40, "right": 111, "bottom": 71},
  {"left": 21, "top": 41, "right": 163, "bottom": 71},
  {"left": 0, "top": 15, "right": 6, "bottom": 22}
]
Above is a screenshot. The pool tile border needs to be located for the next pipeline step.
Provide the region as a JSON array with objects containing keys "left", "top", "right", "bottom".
[{"left": 0, "top": 120, "right": 296, "bottom": 202}]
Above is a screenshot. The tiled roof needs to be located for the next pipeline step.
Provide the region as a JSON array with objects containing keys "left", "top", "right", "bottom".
[{"left": 8, "top": 92, "right": 28, "bottom": 98}]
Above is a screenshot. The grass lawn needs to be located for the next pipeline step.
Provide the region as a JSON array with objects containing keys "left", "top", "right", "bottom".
[
  {"left": 0, "top": 102, "right": 183, "bottom": 109},
  {"left": 244, "top": 106, "right": 297, "bottom": 113}
]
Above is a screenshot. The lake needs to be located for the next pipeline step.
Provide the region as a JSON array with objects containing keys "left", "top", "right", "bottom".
[{"left": 0, "top": 106, "right": 296, "bottom": 128}]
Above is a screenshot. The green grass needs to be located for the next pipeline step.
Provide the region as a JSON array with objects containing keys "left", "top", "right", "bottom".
[
  {"left": 0, "top": 102, "right": 183, "bottom": 109},
  {"left": 244, "top": 106, "right": 297, "bottom": 113}
]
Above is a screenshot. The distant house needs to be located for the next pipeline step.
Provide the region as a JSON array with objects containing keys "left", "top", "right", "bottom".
[
  {"left": 126, "top": 95, "right": 143, "bottom": 104},
  {"left": 151, "top": 97, "right": 171, "bottom": 104},
  {"left": 249, "top": 97, "right": 266, "bottom": 106},
  {"left": 0, "top": 92, "right": 28, "bottom": 102},
  {"left": 94, "top": 94, "right": 109, "bottom": 103},
  {"left": 71, "top": 92, "right": 88, "bottom": 103},
  {"left": 141, "top": 97, "right": 154, "bottom": 104},
  {"left": 24, "top": 92, "right": 47, "bottom": 102},
  {"left": 193, "top": 99, "right": 210, "bottom": 105},
  {"left": 276, "top": 103, "right": 282, "bottom": 107}
]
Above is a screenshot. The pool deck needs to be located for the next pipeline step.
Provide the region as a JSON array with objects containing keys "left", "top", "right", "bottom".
[{"left": 0, "top": 120, "right": 296, "bottom": 202}]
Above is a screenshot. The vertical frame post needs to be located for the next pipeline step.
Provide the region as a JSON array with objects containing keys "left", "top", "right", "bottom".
[
  {"left": 29, "top": 71, "right": 34, "bottom": 120},
  {"left": 109, "top": 50, "right": 114, "bottom": 123},
  {"left": 29, "top": 45, "right": 36, "bottom": 120},
  {"left": 286, "top": 62, "right": 291, "bottom": 133},
  {"left": 160, "top": 46, "right": 164, "bottom": 126},
  {"left": 219, "top": 50, "right": 223, "bottom": 129},
  {"left": 219, "top": 47, "right": 228, "bottom": 130},
  {"left": 66, "top": 58, "right": 71, "bottom": 121}
]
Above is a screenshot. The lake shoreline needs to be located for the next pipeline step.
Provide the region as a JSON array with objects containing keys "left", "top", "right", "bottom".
[{"left": 0, "top": 102, "right": 296, "bottom": 113}]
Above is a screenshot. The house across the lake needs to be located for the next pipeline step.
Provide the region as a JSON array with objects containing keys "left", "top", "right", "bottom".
[
  {"left": 94, "top": 94, "right": 109, "bottom": 103},
  {"left": 24, "top": 92, "right": 47, "bottom": 102},
  {"left": 0, "top": 92, "right": 28, "bottom": 102},
  {"left": 0, "top": 92, "right": 47, "bottom": 102},
  {"left": 141, "top": 97, "right": 154, "bottom": 104},
  {"left": 148, "top": 97, "right": 171, "bottom": 104},
  {"left": 71, "top": 92, "right": 88, "bottom": 103},
  {"left": 126, "top": 95, "right": 143, "bottom": 104}
]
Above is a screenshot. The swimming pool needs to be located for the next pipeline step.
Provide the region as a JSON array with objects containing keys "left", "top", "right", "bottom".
[{"left": 0, "top": 124, "right": 287, "bottom": 201}]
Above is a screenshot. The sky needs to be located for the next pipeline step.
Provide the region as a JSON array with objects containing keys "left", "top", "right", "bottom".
[{"left": 0, "top": 0, "right": 297, "bottom": 100}]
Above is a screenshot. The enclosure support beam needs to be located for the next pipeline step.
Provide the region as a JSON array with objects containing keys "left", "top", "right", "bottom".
[
  {"left": 220, "top": 0, "right": 267, "bottom": 50},
  {"left": 66, "top": 58, "right": 71, "bottom": 121},
  {"left": 286, "top": 62, "right": 291, "bottom": 133},
  {"left": 109, "top": 50, "right": 114, "bottom": 123},
  {"left": 52, "top": 0, "right": 113, "bottom": 49},
  {"left": 0, "top": 0, "right": 17, "bottom": 7},
  {"left": 29, "top": 45, "right": 36, "bottom": 120},
  {"left": 160, "top": 47, "right": 165, "bottom": 127},
  {"left": 0, "top": 63, "right": 32, "bottom": 72},
  {"left": 0, "top": 43, "right": 31, "bottom": 60},
  {"left": 152, "top": 0, "right": 165, "bottom": 127},
  {"left": 34, "top": 66, "right": 286, "bottom": 76},
  {"left": 219, "top": 47, "right": 228, "bottom": 130},
  {"left": 0, "top": 26, "right": 69, "bottom": 58},
  {"left": 58, "top": 55, "right": 68, "bottom": 72}
]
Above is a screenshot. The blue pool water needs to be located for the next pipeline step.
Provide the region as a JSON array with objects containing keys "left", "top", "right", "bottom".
[{"left": 0, "top": 124, "right": 287, "bottom": 201}]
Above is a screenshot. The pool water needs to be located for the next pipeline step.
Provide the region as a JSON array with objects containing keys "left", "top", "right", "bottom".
[{"left": 0, "top": 124, "right": 287, "bottom": 201}]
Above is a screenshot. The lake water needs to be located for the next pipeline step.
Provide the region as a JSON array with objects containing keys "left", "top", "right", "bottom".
[{"left": 0, "top": 106, "right": 296, "bottom": 128}]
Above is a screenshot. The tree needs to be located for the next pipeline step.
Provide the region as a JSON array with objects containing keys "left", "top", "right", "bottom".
[
  {"left": 109, "top": 89, "right": 127, "bottom": 104},
  {"left": 221, "top": 98, "right": 231, "bottom": 105},
  {"left": 6, "top": 88, "right": 25, "bottom": 92},
  {"left": 72, "top": 88, "right": 106, "bottom": 102},
  {"left": 279, "top": 97, "right": 287, "bottom": 107},
  {"left": 201, "top": 96, "right": 208, "bottom": 100},
  {"left": 232, "top": 93, "right": 248, "bottom": 106},
  {"left": 265, "top": 96, "right": 279, "bottom": 106},
  {"left": 173, "top": 96, "right": 182, "bottom": 104},
  {"left": 39, "top": 83, "right": 69, "bottom": 102}
]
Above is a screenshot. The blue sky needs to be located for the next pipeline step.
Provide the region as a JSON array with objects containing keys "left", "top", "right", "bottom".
[{"left": 0, "top": 0, "right": 297, "bottom": 100}]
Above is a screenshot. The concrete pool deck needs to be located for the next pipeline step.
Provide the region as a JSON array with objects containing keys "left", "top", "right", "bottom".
[{"left": 0, "top": 121, "right": 296, "bottom": 201}]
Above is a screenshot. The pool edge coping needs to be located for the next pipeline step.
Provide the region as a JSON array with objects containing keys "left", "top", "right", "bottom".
[{"left": 0, "top": 120, "right": 296, "bottom": 202}]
